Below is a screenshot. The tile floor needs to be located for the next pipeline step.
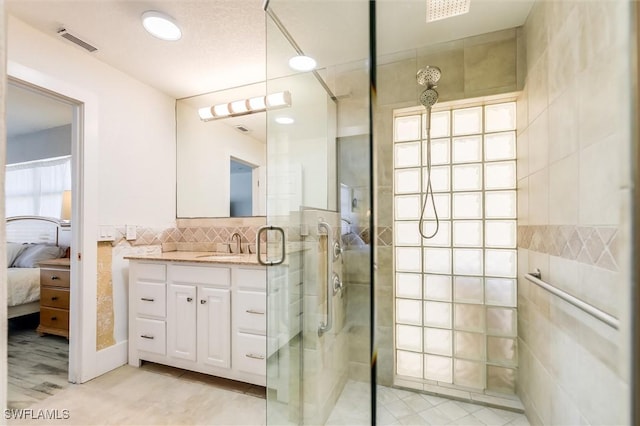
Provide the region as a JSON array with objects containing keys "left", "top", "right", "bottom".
[
  {"left": 327, "top": 381, "right": 530, "bottom": 426},
  {"left": 8, "top": 364, "right": 267, "bottom": 425},
  {"left": 7, "top": 362, "right": 530, "bottom": 425},
  {"left": 8, "top": 315, "right": 70, "bottom": 408}
]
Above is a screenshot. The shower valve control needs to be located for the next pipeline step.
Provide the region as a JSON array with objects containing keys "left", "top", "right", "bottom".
[
  {"left": 333, "top": 241, "right": 343, "bottom": 260},
  {"left": 332, "top": 272, "right": 343, "bottom": 295}
]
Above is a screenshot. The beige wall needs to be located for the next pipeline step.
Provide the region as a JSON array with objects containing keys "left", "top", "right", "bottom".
[
  {"left": 374, "top": 28, "right": 524, "bottom": 387},
  {"left": 516, "top": 1, "right": 633, "bottom": 424}
]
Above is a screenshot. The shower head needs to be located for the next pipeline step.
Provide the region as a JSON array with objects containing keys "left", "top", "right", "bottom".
[
  {"left": 420, "top": 88, "right": 439, "bottom": 108},
  {"left": 416, "top": 66, "right": 442, "bottom": 87}
]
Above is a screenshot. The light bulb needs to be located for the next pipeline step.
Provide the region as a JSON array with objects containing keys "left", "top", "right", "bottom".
[
  {"left": 213, "top": 104, "right": 231, "bottom": 117},
  {"left": 198, "top": 107, "right": 214, "bottom": 120}
]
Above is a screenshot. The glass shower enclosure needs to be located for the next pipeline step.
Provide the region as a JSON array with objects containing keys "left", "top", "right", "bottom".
[{"left": 262, "top": 1, "right": 373, "bottom": 424}]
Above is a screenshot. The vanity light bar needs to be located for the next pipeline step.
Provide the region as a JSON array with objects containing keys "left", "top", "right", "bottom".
[{"left": 198, "top": 91, "right": 291, "bottom": 121}]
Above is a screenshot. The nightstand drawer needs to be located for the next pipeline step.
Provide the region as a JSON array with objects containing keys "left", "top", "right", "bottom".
[
  {"left": 40, "top": 287, "right": 70, "bottom": 309},
  {"left": 40, "top": 269, "right": 70, "bottom": 288},
  {"left": 40, "top": 307, "right": 69, "bottom": 330}
]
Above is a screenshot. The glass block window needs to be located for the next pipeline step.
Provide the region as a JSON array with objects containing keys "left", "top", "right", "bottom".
[{"left": 393, "top": 101, "right": 517, "bottom": 396}]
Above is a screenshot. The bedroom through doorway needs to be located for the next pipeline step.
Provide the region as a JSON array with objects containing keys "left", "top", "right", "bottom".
[{"left": 5, "top": 79, "right": 76, "bottom": 408}]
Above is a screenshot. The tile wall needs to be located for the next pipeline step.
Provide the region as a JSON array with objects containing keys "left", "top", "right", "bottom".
[
  {"left": 516, "top": 1, "right": 633, "bottom": 424},
  {"left": 374, "top": 28, "right": 524, "bottom": 387}
]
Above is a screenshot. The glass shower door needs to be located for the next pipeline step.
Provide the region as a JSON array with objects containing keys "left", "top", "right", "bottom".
[{"left": 263, "top": 1, "right": 372, "bottom": 424}]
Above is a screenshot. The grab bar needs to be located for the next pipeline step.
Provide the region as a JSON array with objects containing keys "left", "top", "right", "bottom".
[
  {"left": 318, "top": 221, "right": 341, "bottom": 337},
  {"left": 524, "top": 271, "right": 619, "bottom": 330}
]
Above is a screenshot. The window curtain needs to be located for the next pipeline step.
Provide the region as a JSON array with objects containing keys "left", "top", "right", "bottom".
[{"left": 5, "top": 156, "right": 72, "bottom": 218}]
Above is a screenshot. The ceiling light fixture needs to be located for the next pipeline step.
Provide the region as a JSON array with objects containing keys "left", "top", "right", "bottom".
[
  {"left": 288, "top": 55, "right": 317, "bottom": 72},
  {"left": 142, "top": 10, "right": 182, "bottom": 41},
  {"left": 426, "top": 0, "right": 470, "bottom": 22},
  {"left": 198, "top": 91, "right": 292, "bottom": 121},
  {"left": 275, "top": 117, "right": 295, "bottom": 125}
]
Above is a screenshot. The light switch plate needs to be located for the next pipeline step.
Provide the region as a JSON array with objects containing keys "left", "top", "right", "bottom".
[
  {"left": 126, "top": 225, "right": 136, "bottom": 240},
  {"left": 98, "top": 226, "right": 115, "bottom": 242}
]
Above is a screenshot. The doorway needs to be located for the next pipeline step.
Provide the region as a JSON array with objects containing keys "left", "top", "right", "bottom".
[
  {"left": 5, "top": 79, "right": 75, "bottom": 407},
  {"left": 230, "top": 157, "right": 258, "bottom": 217}
]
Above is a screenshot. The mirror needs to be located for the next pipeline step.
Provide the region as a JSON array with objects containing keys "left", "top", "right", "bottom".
[{"left": 177, "top": 82, "right": 267, "bottom": 218}]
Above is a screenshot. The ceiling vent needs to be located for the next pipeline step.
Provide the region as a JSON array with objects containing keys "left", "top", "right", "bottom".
[
  {"left": 57, "top": 28, "right": 98, "bottom": 52},
  {"left": 426, "top": 0, "right": 470, "bottom": 22},
  {"left": 234, "top": 125, "right": 251, "bottom": 134}
]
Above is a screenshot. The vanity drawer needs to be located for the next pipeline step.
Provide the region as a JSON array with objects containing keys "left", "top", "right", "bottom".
[
  {"left": 136, "top": 282, "right": 166, "bottom": 317},
  {"left": 40, "top": 287, "right": 70, "bottom": 310},
  {"left": 40, "top": 307, "right": 69, "bottom": 330},
  {"left": 234, "top": 332, "right": 266, "bottom": 376},
  {"left": 169, "top": 265, "right": 230, "bottom": 287},
  {"left": 40, "top": 269, "right": 70, "bottom": 288},
  {"left": 236, "top": 290, "right": 266, "bottom": 334},
  {"left": 135, "top": 263, "right": 166, "bottom": 282},
  {"left": 136, "top": 318, "right": 166, "bottom": 355},
  {"left": 236, "top": 268, "right": 266, "bottom": 291}
]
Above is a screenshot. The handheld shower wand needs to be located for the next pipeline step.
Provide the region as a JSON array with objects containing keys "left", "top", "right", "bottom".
[{"left": 416, "top": 66, "right": 441, "bottom": 239}]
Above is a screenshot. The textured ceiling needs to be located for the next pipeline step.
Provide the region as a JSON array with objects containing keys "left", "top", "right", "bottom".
[
  {"left": 6, "top": 0, "right": 534, "bottom": 138},
  {"left": 7, "top": 0, "right": 266, "bottom": 99}
]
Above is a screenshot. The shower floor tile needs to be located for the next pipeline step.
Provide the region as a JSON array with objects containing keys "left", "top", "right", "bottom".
[{"left": 325, "top": 380, "right": 530, "bottom": 426}]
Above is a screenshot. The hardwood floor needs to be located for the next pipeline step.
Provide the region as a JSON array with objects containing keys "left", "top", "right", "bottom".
[{"left": 7, "top": 313, "right": 69, "bottom": 409}]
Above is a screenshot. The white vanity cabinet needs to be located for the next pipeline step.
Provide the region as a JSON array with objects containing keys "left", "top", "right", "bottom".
[
  {"left": 233, "top": 268, "right": 267, "bottom": 377},
  {"left": 128, "top": 259, "right": 266, "bottom": 386}
]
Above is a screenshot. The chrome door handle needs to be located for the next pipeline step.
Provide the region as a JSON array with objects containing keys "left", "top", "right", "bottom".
[{"left": 257, "top": 225, "right": 286, "bottom": 266}]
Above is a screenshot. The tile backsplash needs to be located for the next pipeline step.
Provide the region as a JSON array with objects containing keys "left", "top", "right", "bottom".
[{"left": 110, "top": 217, "right": 266, "bottom": 251}]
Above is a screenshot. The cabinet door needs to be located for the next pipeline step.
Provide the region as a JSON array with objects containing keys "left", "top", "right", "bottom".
[
  {"left": 198, "top": 287, "right": 231, "bottom": 369},
  {"left": 167, "top": 284, "right": 197, "bottom": 361}
]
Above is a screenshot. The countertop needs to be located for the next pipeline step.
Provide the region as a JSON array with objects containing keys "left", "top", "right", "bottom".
[{"left": 124, "top": 251, "right": 261, "bottom": 266}]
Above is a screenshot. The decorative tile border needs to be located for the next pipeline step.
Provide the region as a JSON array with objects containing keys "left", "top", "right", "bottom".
[
  {"left": 110, "top": 224, "right": 262, "bottom": 250},
  {"left": 517, "top": 225, "right": 619, "bottom": 272},
  {"left": 110, "top": 221, "right": 393, "bottom": 251}
]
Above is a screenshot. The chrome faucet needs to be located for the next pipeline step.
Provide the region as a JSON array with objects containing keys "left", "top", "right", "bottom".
[{"left": 229, "top": 232, "right": 243, "bottom": 254}]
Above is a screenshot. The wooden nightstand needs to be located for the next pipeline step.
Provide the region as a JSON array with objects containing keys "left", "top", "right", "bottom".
[{"left": 37, "top": 258, "right": 71, "bottom": 338}]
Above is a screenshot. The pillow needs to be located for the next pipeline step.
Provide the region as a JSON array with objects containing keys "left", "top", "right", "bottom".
[
  {"left": 7, "top": 242, "right": 28, "bottom": 267},
  {"left": 12, "top": 244, "right": 67, "bottom": 268}
]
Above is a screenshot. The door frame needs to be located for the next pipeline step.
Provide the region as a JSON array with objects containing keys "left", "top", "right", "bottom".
[{"left": 7, "top": 61, "right": 102, "bottom": 383}]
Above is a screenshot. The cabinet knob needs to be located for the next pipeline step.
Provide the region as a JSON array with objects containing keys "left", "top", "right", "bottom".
[
  {"left": 187, "top": 297, "right": 193, "bottom": 302},
  {"left": 50, "top": 275, "right": 60, "bottom": 280},
  {"left": 51, "top": 316, "right": 57, "bottom": 321},
  {"left": 51, "top": 296, "right": 58, "bottom": 301},
  {"left": 200, "top": 299, "right": 207, "bottom": 304}
]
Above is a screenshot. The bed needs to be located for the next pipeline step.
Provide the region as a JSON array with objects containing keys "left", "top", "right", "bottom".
[{"left": 6, "top": 216, "right": 69, "bottom": 319}]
